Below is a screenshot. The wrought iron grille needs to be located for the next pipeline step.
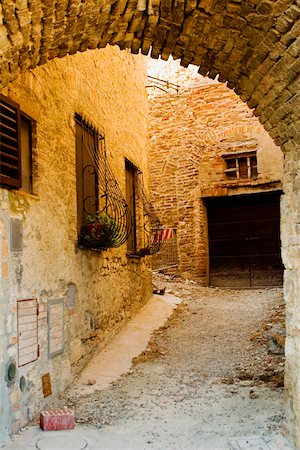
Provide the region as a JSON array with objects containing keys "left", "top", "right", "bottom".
[
  {"left": 75, "top": 114, "right": 131, "bottom": 251},
  {"left": 134, "top": 172, "right": 162, "bottom": 256}
]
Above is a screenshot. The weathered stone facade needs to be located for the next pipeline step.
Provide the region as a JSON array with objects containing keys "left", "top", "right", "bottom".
[
  {"left": 0, "top": 0, "right": 299, "bottom": 446},
  {"left": 282, "top": 145, "right": 300, "bottom": 447},
  {"left": 148, "top": 61, "right": 283, "bottom": 284},
  {"left": 0, "top": 46, "right": 151, "bottom": 441}
]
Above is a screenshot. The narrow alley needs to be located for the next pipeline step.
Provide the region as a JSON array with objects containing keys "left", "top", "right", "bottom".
[
  {"left": 1, "top": 0, "right": 300, "bottom": 446},
  {"left": 7, "top": 275, "right": 288, "bottom": 450}
]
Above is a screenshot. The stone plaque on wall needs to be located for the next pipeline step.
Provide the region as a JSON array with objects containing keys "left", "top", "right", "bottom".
[
  {"left": 48, "top": 299, "right": 64, "bottom": 357},
  {"left": 67, "top": 283, "right": 76, "bottom": 309},
  {"left": 17, "top": 299, "right": 39, "bottom": 367},
  {"left": 10, "top": 219, "right": 23, "bottom": 253}
]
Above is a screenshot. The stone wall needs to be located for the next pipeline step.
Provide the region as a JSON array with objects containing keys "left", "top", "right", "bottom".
[
  {"left": 148, "top": 61, "right": 283, "bottom": 283},
  {"left": 0, "top": 46, "right": 151, "bottom": 440},
  {"left": 0, "top": 210, "right": 10, "bottom": 441},
  {"left": 281, "top": 146, "right": 300, "bottom": 448},
  {"left": 0, "top": 0, "right": 298, "bottom": 438}
]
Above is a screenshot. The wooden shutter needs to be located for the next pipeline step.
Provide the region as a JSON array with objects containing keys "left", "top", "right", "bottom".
[
  {"left": 75, "top": 119, "right": 99, "bottom": 232},
  {"left": 125, "top": 160, "right": 137, "bottom": 253},
  {"left": 0, "top": 94, "right": 21, "bottom": 188}
]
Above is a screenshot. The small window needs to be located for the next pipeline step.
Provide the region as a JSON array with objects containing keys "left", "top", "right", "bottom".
[
  {"left": 224, "top": 152, "right": 257, "bottom": 180},
  {"left": 0, "top": 94, "right": 33, "bottom": 192},
  {"left": 125, "top": 159, "right": 137, "bottom": 254}
]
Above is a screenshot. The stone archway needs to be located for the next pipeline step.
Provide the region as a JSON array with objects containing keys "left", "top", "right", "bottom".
[
  {"left": 0, "top": 0, "right": 299, "bottom": 153},
  {"left": 0, "top": 0, "right": 297, "bottom": 147},
  {"left": 0, "top": 0, "right": 299, "bottom": 446}
]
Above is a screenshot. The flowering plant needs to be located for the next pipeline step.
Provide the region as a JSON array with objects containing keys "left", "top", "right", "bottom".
[{"left": 79, "top": 212, "right": 119, "bottom": 248}]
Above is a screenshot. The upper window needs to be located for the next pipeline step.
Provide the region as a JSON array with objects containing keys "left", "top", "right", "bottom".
[
  {"left": 0, "top": 94, "right": 33, "bottom": 192},
  {"left": 224, "top": 152, "right": 258, "bottom": 180}
]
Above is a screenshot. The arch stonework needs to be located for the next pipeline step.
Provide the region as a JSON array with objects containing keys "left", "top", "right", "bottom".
[
  {"left": 0, "top": 0, "right": 299, "bottom": 151},
  {"left": 0, "top": 0, "right": 300, "bottom": 447}
]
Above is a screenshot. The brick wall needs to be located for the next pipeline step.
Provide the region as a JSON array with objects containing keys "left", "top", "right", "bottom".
[{"left": 148, "top": 61, "right": 283, "bottom": 283}]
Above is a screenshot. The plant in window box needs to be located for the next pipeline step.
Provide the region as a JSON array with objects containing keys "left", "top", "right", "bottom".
[{"left": 79, "top": 212, "right": 119, "bottom": 249}]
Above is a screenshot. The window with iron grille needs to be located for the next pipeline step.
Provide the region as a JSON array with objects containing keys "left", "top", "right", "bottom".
[
  {"left": 75, "top": 114, "right": 131, "bottom": 251},
  {"left": 0, "top": 94, "right": 33, "bottom": 192},
  {"left": 75, "top": 114, "right": 100, "bottom": 232},
  {"left": 125, "top": 158, "right": 162, "bottom": 257},
  {"left": 125, "top": 159, "right": 137, "bottom": 255},
  {"left": 224, "top": 152, "right": 258, "bottom": 180}
]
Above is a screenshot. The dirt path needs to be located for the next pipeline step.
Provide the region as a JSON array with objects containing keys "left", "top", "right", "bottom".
[
  {"left": 52, "top": 275, "right": 286, "bottom": 449},
  {"left": 149, "top": 275, "right": 285, "bottom": 383}
]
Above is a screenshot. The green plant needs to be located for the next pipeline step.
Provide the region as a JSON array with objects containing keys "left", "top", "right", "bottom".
[{"left": 79, "top": 212, "right": 119, "bottom": 248}]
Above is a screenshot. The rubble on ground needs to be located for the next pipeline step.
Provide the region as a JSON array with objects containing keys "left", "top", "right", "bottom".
[
  {"left": 47, "top": 273, "right": 285, "bottom": 436},
  {"left": 152, "top": 272, "right": 285, "bottom": 388}
]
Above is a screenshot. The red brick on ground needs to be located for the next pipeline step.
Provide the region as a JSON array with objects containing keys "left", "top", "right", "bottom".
[{"left": 40, "top": 409, "right": 75, "bottom": 431}]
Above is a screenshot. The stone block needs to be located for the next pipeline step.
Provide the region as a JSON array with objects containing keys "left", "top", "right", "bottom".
[{"left": 40, "top": 409, "right": 75, "bottom": 431}]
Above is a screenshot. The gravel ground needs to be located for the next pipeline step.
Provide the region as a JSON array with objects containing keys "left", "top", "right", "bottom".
[{"left": 51, "top": 274, "right": 286, "bottom": 449}]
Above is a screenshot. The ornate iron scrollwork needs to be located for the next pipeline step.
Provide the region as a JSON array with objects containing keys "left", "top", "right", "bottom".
[
  {"left": 75, "top": 114, "right": 131, "bottom": 251},
  {"left": 135, "top": 172, "right": 163, "bottom": 256}
]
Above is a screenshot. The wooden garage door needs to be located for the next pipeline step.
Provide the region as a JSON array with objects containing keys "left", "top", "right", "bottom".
[{"left": 207, "top": 192, "right": 283, "bottom": 288}]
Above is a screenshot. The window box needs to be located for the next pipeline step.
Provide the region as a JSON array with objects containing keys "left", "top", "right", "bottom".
[{"left": 78, "top": 212, "right": 120, "bottom": 250}]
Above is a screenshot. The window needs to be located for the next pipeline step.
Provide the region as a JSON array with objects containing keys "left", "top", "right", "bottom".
[
  {"left": 75, "top": 114, "right": 100, "bottom": 232},
  {"left": 0, "top": 94, "right": 33, "bottom": 192},
  {"left": 125, "top": 159, "right": 137, "bottom": 254},
  {"left": 224, "top": 152, "right": 258, "bottom": 180},
  {"left": 125, "top": 160, "right": 162, "bottom": 257},
  {"left": 76, "top": 115, "right": 131, "bottom": 251}
]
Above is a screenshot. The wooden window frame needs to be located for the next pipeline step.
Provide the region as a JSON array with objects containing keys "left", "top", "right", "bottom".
[
  {"left": 0, "top": 94, "right": 34, "bottom": 192},
  {"left": 224, "top": 152, "right": 258, "bottom": 180},
  {"left": 125, "top": 159, "right": 138, "bottom": 256},
  {"left": 20, "top": 112, "right": 34, "bottom": 193}
]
